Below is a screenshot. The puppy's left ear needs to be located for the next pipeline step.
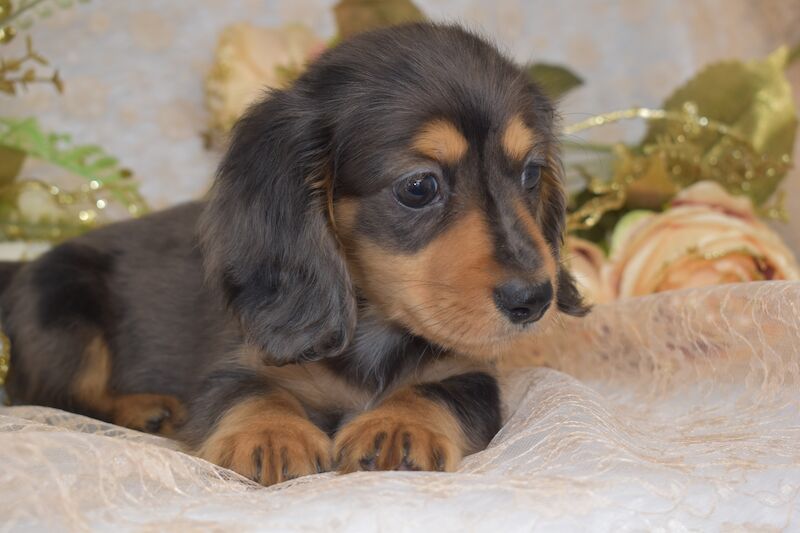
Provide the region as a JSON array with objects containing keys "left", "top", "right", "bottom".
[
  {"left": 530, "top": 90, "right": 591, "bottom": 318},
  {"left": 199, "top": 89, "right": 356, "bottom": 364},
  {"left": 556, "top": 268, "right": 590, "bottom": 317},
  {"left": 542, "top": 164, "right": 590, "bottom": 318},
  {"left": 545, "top": 171, "right": 590, "bottom": 317}
]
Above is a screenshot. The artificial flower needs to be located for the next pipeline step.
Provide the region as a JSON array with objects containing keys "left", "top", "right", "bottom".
[
  {"left": 606, "top": 181, "right": 800, "bottom": 298},
  {"left": 206, "top": 23, "right": 325, "bottom": 135}
]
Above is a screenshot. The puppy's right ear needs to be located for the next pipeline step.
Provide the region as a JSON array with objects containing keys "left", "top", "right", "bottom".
[{"left": 199, "top": 89, "right": 356, "bottom": 364}]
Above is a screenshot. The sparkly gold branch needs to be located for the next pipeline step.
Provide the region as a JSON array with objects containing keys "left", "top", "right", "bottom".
[
  {"left": 564, "top": 106, "right": 748, "bottom": 141},
  {"left": 563, "top": 45, "right": 797, "bottom": 241},
  {"left": 564, "top": 106, "right": 792, "bottom": 231},
  {"left": 0, "top": 35, "right": 62, "bottom": 94}
]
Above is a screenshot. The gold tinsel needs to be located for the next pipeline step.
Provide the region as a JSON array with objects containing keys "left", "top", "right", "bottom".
[
  {"left": 564, "top": 105, "right": 793, "bottom": 231},
  {"left": 563, "top": 46, "right": 797, "bottom": 235},
  {"left": 0, "top": 178, "right": 147, "bottom": 241}
]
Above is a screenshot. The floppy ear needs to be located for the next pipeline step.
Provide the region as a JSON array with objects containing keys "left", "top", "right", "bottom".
[
  {"left": 543, "top": 163, "right": 590, "bottom": 318},
  {"left": 198, "top": 89, "right": 356, "bottom": 364},
  {"left": 543, "top": 163, "right": 591, "bottom": 318},
  {"left": 556, "top": 267, "right": 590, "bottom": 317},
  {"left": 534, "top": 109, "right": 591, "bottom": 318}
]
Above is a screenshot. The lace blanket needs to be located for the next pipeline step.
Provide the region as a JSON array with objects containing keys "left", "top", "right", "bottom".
[{"left": 2, "top": 281, "right": 799, "bottom": 531}]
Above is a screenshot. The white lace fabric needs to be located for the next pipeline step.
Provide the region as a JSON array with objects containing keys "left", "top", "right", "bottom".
[{"left": 2, "top": 281, "right": 799, "bottom": 531}]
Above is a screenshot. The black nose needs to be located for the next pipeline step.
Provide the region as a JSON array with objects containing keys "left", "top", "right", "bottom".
[{"left": 493, "top": 280, "right": 553, "bottom": 325}]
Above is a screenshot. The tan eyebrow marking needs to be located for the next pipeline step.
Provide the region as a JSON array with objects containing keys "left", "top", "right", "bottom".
[
  {"left": 502, "top": 114, "right": 536, "bottom": 161},
  {"left": 412, "top": 119, "right": 468, "bottom": 164}
]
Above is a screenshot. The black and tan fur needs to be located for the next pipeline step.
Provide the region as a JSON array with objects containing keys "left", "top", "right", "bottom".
[{"left": 0, "top": 24, "right": 587, "bottom": 485}]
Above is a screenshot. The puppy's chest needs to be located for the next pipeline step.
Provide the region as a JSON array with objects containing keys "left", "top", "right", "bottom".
[
  {"left": 326, "top": 328, "right": 439, "bottom": 391},
  {"left": 265, "top": 327, "right": 442, "bottom": 412}
]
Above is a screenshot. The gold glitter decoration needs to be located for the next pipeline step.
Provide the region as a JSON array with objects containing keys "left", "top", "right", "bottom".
[
  {"left": 0, "top": 25, "right": 15, "bottom": 44},
  {"left": 0, "top": 35, "right": 62, "bottom": 94},
  {"left": 564, "top": 45, "right": 798, "bottom": 237},
  {"left": 0, "top": 118, "right": 148, "bottom": 241},
  {"left": 0, "top": 0, "right": 13, "bottom": 45}
]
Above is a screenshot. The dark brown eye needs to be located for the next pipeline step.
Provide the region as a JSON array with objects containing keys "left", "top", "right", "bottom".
[
  {"left": 394, "top": 173, "right": 440, "bottom": 209},
  {"left": 522, "top": 163, "right": 543, "bottom": 191}
]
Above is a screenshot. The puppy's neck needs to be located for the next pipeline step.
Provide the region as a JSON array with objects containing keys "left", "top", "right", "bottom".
[{"left": 324, "top": 301, "right": 444, "bottom": 392}]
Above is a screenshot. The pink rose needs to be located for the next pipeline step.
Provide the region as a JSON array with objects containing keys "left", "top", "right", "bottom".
[{"left": 606, "top": 181, "right": 800, "bottom": 298}]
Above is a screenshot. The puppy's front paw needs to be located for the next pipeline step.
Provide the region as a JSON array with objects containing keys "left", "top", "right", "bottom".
[
  {"left": 199, "top": 415, "right": 332, "bottom": 486},
  {"left": 334, "top": 409, "right": 462, "bottom": 473},
  {"left": 112, "top": 393, "right": 187, "bottom": 436}
]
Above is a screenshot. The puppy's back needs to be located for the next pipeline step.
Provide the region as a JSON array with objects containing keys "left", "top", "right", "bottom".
[{"left": 1, "top": 202, "right": 235, "bottom": 411}]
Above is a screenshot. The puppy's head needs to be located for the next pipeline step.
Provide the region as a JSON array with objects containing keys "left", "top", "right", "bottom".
[{"left": 200, "top": 23, "right": 588, "bottom": 364}]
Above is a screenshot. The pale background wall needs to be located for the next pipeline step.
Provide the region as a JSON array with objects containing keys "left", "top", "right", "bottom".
[{"left": 2, "top": 0, "right": 799, "bottom": 250}]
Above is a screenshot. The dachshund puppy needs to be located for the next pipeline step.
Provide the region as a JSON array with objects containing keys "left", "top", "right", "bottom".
[{"left": 0, "top": 23, "right": 587, "bottom": 485}]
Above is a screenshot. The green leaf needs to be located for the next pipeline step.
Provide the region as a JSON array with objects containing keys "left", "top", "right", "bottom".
[
  {"left": 86, "top": 156, "right": 119, "bottom": 170},
  {"left": 334, "top": 0, "right": 424, "bottom": 39},
  {"left": 642, "top": 47, "right": 798, "bottom": 204},
  {"left": 526, "top": 63, "right": 583, "bottom": 100},
  {"left": 789, "top": 41, "right": 800, "bottom": 65},
  {"left": 62, "top": 144, "right": 103, "bottom": 161}
]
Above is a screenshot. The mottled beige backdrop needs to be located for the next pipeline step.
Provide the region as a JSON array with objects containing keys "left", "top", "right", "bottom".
[{"left": 2, "top": 0, "right": 799, "bottom": 249}]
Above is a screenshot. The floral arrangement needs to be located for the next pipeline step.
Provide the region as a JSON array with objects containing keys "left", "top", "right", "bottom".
[
  {"left": 560, "top": 45, "right": 800, "bottom": 302},
  {"left": 0, "top": 0, "right": 148, "bottom": 251},
  {"left": 204, "top": 0, "right": 800, "bottom": 303}
]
